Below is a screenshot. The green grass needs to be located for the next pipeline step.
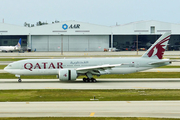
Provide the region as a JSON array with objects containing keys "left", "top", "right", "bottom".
[
  {"left": 0, "top": 73, "right": 56, "bottom": 79},
  {"left": 0, "top": 117, "right": 179, "bottom": 120},
  {"left": 158, "top": 66, "right": 180, "bottom": 68},
  {"left": 1, "top": 72, "right": 180, "bottom": 79},
  {"left": 170, "top": 58, "right": 180, "bottom": 59},
  {"left": 0, "top": 65, "right": 7, "bottom": 69},
  {"left": 0, "top": 89, "right": 180, "bottom": 102},
  {"left": 95, "top": 72, "right": 180, "bottom": 78}
]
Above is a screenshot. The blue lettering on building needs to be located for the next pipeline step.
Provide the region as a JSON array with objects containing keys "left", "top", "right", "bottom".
[{"left": 62, "top": 24, "right": 80, "bottom": 30}]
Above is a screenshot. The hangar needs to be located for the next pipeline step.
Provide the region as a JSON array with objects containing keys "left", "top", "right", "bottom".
[
  {"left": 29, "top": 21, "right": 110, "bottom": 51},
  {"left": 0, "top": 20, "right": 180, "bottom": 51}
]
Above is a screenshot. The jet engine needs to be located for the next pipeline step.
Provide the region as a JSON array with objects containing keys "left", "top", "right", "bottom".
[{"left": 58, "top": 69, "right": 77, "bottom": 81}]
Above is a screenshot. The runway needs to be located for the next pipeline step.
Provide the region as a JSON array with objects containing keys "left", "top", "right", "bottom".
[
  {"left": 0, "top": 101, "right": 180, "bottom": 118},
  {"left": 0, "top": 78, "right": 180, "bottom": 89}
]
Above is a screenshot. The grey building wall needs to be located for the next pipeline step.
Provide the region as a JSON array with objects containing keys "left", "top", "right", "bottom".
[
  {"left": 1, "top": 20, "right": 180, "bottom": 52},
  {"left": 31, "top": 35, "right": 109, "bottom": 52}
]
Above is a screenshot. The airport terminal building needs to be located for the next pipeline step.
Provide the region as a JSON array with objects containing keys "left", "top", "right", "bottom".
[{"left": 0, "top": 20, "right": 180, "bottom": 51}]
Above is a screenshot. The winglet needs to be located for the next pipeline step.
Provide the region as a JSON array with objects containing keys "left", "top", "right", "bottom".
[{"left": 142, "top": 32, "right": 171, "bottom": 59}]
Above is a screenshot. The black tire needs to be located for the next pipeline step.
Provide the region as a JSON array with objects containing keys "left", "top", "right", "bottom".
[
  {"left": 18, "top": 79, "right": 21, "bottom": 82},
  {"left": 93, "top": 79, "right": 97, "bottom": 82}
]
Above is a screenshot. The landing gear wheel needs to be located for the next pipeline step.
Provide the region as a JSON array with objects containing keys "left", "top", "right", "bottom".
[
  {"left": 90, "top": 78, "right": 97, "bottom": 83},
  {"left": 18, "top": 78, "right": 21, "bottom": 82},
  {"left": 83, "top": 78, "right": 86, "bottom": 82},
  {"left": 83, "top": 77, "right": 97, "bottom": 83},
  {"left": 83, "top": 78, "right": 90, "bottom": 83},
  {"left": 93, "top": 79, "right": 97, "bottom": 82}
]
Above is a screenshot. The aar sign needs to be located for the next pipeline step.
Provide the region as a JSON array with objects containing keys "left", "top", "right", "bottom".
[{"left": 62, "top": 24, "right": 80, "bottom": 30}]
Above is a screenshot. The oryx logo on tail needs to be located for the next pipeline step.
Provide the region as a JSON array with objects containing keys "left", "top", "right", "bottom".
[
  {"left": 147, "top": 35, "right": 170, "bottom": 59},
  {"left": 142, "top": 32, "right": 171, "bottom": 59}
]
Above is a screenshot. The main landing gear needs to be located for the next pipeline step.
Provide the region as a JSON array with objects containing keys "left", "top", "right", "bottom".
[
  {"left": 83, "top": 72, "right": 97, "bottom": 83},
  {"left": 83, "top": 77, "right": 97, "bottom": 83}
]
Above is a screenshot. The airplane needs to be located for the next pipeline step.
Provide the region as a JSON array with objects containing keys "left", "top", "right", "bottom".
[
  {"left": 4, "top": 33, "right": 171, "bottom": 83},
  {"left": 0, "top": 38, "right": 22, "bottom": 52}
]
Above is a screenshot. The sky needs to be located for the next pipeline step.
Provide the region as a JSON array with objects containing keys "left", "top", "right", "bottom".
[{"left": 0, "top": 0, "right": 180, "bottom": 26}]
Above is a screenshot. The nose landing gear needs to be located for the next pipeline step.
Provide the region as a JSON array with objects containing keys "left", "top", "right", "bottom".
[
  {"left": 15, "top": 75, "right": 22, "bottom": 82},
  {"left": 18, "top": 78, "right": 22, "bottom": 82}
]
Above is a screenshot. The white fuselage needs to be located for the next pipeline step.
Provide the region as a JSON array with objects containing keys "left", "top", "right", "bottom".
[
  {"left": 4, "top": 57, "right": 171, "bottom": 76},
  {"left": 0, "top": 46, "right": 17, "bottom": 52}
]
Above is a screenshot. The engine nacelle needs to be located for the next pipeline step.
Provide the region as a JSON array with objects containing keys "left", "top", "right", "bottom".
[{"left": 58, "top": 69, "right": 77, "bottom": 81}]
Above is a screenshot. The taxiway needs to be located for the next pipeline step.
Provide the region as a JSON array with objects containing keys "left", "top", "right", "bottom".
[
  {"left": 0, "top": 101, "right": 180, "bottom": 118},
  {"left": 0, "top": 78, "right": 180, "bottom": 89}
]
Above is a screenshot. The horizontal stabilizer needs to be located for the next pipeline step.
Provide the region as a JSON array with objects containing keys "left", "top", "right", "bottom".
[{"left": 149, "top": 60, "right": 171, "bottom": 65}]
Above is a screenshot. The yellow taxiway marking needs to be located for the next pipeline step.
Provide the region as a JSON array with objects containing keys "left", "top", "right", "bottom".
[
  {"left": 26, "top": 102, "right": 29, "bottom": 104},
  {"left": 126, "top": 101, "right": 131, "bottom": 103},
  {"left": 90, "top": 112, "right": 95, "bottom": 116}
]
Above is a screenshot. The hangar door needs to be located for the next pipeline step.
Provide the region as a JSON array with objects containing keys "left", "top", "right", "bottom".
[{"left": 31, "top": 35, "right": 109, "bottom": 51}]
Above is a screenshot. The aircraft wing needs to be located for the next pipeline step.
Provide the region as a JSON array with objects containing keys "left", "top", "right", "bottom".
[
  {"left": 76, "top": 64, "right": 122, "bottom": 71},
  {"left": 76, "top": 63, "right": 128, "bottom": 75}
]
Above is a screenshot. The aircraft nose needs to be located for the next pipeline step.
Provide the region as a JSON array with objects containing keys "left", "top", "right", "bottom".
[
  {"left": 4, "top": 65, "right": 11, "bottom": 72},
  {"left": 4, "top": 66, "right": 8, "bottom": 71}
]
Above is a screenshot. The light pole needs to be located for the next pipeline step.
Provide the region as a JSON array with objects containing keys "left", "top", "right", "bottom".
[
  {"left": 136, "top": 35, "right": 138, "bottom": 55},
  {"left": 61, "top": 34, "right": 63, "bottom": 55}
]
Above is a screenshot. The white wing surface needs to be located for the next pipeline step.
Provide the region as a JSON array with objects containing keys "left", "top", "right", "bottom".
[{"left": 76, "top": 64, "right": 122, "bottom": 71}]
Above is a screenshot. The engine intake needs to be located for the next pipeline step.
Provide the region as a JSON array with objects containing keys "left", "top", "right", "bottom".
[{"left": 59, "top": 69, "right": 77, "bottom": 81}]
